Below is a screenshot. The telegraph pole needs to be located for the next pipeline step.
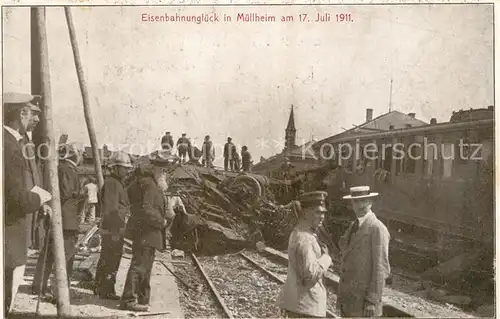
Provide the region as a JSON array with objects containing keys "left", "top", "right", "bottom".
[
  {"left": 31, "top": 7, "right": 72, "bottom": 316},
  {"left": 389, "top": 77, "right": 393, "bottom": 113},
  {"left": 64, "top": 7, "right": 104, "bottom": 189}
]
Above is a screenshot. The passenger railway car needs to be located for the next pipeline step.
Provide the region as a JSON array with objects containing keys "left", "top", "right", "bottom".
[{"left": 319, "top": 107, "right": 493, "bottom": 280}]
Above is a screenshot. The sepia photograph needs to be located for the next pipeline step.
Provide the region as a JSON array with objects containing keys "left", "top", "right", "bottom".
[{"left": 1, "top": 2, "right": 495, "bottom": 318}]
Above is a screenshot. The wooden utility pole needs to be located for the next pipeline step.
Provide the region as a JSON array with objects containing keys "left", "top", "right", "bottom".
[
  {"left": 31, "top": 7, "right": 72, "bottom": 316},
  {"left": 64, "top": 7, "right": 104, "bottom": 189}
]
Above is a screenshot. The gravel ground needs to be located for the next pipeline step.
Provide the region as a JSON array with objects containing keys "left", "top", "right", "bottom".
[
  {"left": 248, "top": 249, "right": 476, "bottom": 318},
  {"left": 171, "top": 258, "right": 226, "bottom": 318},
  {"left": 198, "top": 254, "right": 282, "bottom": 318},
  {"left": 242, "top": 250, "right": 341, "bottom": 317}
]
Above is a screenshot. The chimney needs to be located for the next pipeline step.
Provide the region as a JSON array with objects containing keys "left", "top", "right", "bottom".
[
  {"left": 488, "top": 105, "right": 494, "bottom": 111},
  {"left": 366, "top": 108, "right": 373, "bottom": 122},
  {"left": 405, "top": 124, "right": 412, "bottom": 128},
  {"left": 430, "top": 118, "right": 437, "bottom": 125},
  {"left": 389, "top": 125, "right": 395, "bottom": 130},
  {"left": 408, "top": 112, "right": 416, "bottom": 119}
]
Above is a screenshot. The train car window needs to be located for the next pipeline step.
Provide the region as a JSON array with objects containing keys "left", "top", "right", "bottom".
[
  {"left": 424, "top": 146, "right": 434, "bottom": 176},
  {"left": 442, "top": 143, "right": 454, "bottom": 178},
  {"left": 383, "top": 147, "right": 392, "bottom": 172}
]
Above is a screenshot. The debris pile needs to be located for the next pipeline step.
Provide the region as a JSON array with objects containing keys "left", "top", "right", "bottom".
[{"left": 154, "top": 162, "right": 299, "bottom": 255}]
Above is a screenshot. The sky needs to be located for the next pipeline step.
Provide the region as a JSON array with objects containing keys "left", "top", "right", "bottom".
[{"left": 2, "top": 4, "right": 494, "bottom": 167}]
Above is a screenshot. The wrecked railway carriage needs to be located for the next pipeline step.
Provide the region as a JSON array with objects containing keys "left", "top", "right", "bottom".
[{"left": 77, "top": 159, "right": 301, "bottom": 256}]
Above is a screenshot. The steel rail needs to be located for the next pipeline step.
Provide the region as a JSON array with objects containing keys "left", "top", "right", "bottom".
[
  {"left": 260, "top": 246, "right": 417, "bottom": 318},
  {"left": 239, "top": 252, "right": 338, "bottom": 318},
  {"left": 191, "top": 253, "right": 234, "bottom": 319}
]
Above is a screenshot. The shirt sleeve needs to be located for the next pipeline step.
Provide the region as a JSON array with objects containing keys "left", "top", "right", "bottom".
[
  {"left": 5, "top": 151, "right": 41, "bottom": 217},
  {"left": 295, "top": 237, "right": 332, "bottom": 289}
]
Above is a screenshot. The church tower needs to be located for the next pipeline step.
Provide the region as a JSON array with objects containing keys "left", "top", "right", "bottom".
[{"left": 284, "top": 105, "right": 297, "bottom": 151}]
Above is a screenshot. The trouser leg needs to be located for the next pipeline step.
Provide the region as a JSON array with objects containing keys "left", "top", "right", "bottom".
[
  {"left": 96, "top": 235, "right": 124, "bottom": 296},
  {"left": 64, "top": 230, "right": 78, "bottom": 282},
  {"left": 138, "top": 246, "right": 155, "bottom": 305},
  {"left": 5, "top": 267, "right": 14, "bottom": 316},
  {"left": 121, "top": 241, "right": 145, "bottom": 305},
  {"left": 33, "top": 235, "right": 54, "bottom": 294},
  {"left": 224, "top": 157, "right": 228, "bottom": 170},
  {"left": 79, "top": 200, "right": 87, "bottom": 224},
  {"left": 88, "top": 204, "right": 96, "bottom": 222}
]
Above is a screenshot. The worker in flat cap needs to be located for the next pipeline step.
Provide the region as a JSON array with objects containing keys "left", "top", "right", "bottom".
[
  {"left": 4, "top": 92, "right": 53, "bottom": 315},
  {"left": 121, "top": 164, "right": 170, "bottom": 312},
  {"left": 161, "top": 131, "right": 174, "bottom": 153},
  {"left": 337, "top": 186, "right": 390, "bottom": 317},
  {"left": 176, "top": 133, "right": 191, "bottom": 164},
  {"left": 279, "top": 191, "right": 332, "bottom": 318},
  {"left": 95, "top": 151, "right": 133, "bottom": 300},
  {"left": 33, "top": 142, "right": 86, "bottom": 302}
]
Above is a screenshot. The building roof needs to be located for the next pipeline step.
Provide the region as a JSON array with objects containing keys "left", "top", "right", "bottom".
[
  {"left": 314, "top": 110, "right": 428, "bottom": 147},
  {"left": 253, "top": 140, "right": 316, "bottom": 172}
]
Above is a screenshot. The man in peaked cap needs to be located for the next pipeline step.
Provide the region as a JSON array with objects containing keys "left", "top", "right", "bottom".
[
  {"left": 337, "top": 186, "right": 390, "bottom": 317},
  {"left": 4, "top": 92, "right": 52, "bottom": 315},
  {"left": 95, "top": 151, "right": 133, "bottom": 300},
  {"left": 279, "top": 191, "right": 332, "bottom": 318},
  {"left": 4, "top": 93, "right": 43, "bottom": 248}
]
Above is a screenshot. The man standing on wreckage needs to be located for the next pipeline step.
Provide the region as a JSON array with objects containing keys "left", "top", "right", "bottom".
[
  {"left": 94, "top": 151, "right": 133, "bottom": 300},
  {"left": 279, "top": 191, "right": 332, "bottom": 318},
  {"left": 120, "top": 164, "right": 171, "bottom": 312}
]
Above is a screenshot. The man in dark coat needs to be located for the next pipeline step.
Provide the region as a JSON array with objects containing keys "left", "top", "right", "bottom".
[
  {"left": 176, "top": 133, "right": 191, "bottom": 164},
  {"left": 120, "top": 165, "right": 169, "bottom": 312},
  {"left": 224, "top": 137, "right": 236, "bottom": 171},
  {"left": 4, "top": 92, "right": 52, "bottom": 315},
  {"left": 201, "top": 135, "right": 215, "bottom": 168},
  {"left": 241, "top": 146, "right": 252, "bottom": 172},
  {"left": 32, "top": 142, "right": 85, "bottom": 301},
  {"left": 94, "top": 151, "right": 133, "bottom": 299},
  {"left": 161, "top": 131, "right": 174, "bottom": 152}
]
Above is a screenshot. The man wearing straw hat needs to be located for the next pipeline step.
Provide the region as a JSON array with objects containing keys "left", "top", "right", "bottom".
[
  {"left": 95, "top": 151, "right": 133, "bottom": 300},
  {"left": 337, "top": 186, "right": 391, "bottom": 317},
  {"left": 279, "top": 191, "right": 332, "bottom": 318}
]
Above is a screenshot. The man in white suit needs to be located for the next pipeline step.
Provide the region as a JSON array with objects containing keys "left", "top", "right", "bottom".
[
  {"left": 337, "top": 186, "right": 391, "bottom": 317},
  {"left": 279, "top": 191, "right": 332, "bottom": 318}
]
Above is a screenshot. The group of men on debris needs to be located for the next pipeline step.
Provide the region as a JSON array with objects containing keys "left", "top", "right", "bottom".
[
  {"left": 160, "top": 132, "right": 253, "bottom": 172},
  {"left": 4, "top": 92, "right": 186, "bottom": 315}
]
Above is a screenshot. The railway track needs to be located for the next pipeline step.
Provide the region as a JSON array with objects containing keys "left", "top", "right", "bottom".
[
  {"left": 169, "top": 246, "right": 476, "bottom": 318},
  {"left": 172, "top": 251, "right": 339, "bottom": 318}
]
